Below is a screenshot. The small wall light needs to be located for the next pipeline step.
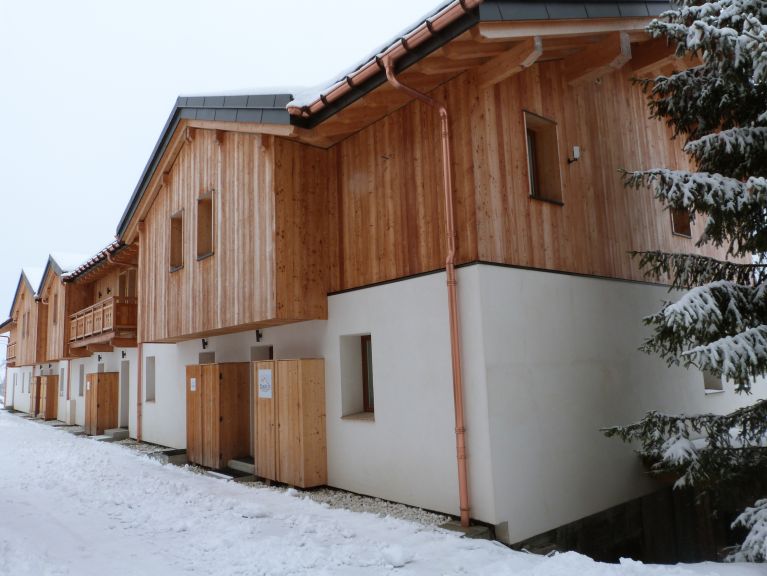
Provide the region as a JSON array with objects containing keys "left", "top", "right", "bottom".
[
  {"left": 97, "top": 354, "right": 102, "bottom": 362},
  {"left": 201, "top": 338, "right": 209, "bottom": 350},
  {"left": 121, "top": 351, "right": 127, "bottom": 359},
  {"left": 256, "top": 330, "right": 263, "bottom": 343}
]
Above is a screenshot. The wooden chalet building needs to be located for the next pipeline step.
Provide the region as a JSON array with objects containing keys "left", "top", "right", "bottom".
[{"left": 5, "top": 0, "right": 767, "bottom": 557}]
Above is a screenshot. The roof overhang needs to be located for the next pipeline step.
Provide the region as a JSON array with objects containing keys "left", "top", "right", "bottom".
[{"left": 115, "top": 0, "right": 672, "bottom": 242}]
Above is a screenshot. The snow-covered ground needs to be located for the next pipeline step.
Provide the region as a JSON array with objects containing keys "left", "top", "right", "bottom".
[{"left": 0, "top": 410, "right": 762, "bottom": 576}]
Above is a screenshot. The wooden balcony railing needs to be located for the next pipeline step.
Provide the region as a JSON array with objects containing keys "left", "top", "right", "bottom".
[
  {"left": 6, "top": 341, "right": 16, "bottom": 361},
  {"left": 69, "top": 297, "right": 138, "bottom": 343}
]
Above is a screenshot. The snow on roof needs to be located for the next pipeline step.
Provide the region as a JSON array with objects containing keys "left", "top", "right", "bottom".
[
  {"left": 22, "top": 267, "right": 45, "bottom": 296},
  {"left": 287, "top": 0, "right": 455, "bottom": 109},
  {"left": 50, "top": 252, "right": 89, "bottom": 275}
]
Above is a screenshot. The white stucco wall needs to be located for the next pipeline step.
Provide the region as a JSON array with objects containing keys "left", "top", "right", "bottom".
[{"left": 475, "top": 264, "right": 767, "bottom": 543}]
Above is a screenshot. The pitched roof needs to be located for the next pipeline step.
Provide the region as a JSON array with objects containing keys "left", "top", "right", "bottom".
[{"left": 116, "top": 0, "right": 670, "bottom": 239}]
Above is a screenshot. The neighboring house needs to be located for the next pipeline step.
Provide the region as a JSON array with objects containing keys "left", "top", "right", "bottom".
[
  {"left": 2, "top": 267, "right": 46, "bottom": 414},
  {"left": 4, "top": 0, "right": 766, "bottom": 557}
]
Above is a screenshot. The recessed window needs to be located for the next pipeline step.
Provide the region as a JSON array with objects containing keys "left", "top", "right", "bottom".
[
  {"left": 671, "top": 208, "right": 692, "bottom": 238},
  {"left": 53, "top": 293, "right": 58, "bottom": 325},
  {"left": 197, "top": 191, "right": 214, "bottom": 260},
  {"left": 59, "top": 368, "right": 65, "bottom": 396},
  {"left": 198, "top": 352, "right": 215, "bottom": 364},
  {"left": 524, "top": 111, "right": 563, "bottom": 204},
  {"left": 361, "top": 335, "right": 374, "bottom": 413},
  {"left": 340, "top": 334, "right": 375, "bottom": 419},
  {"left": 703, "top": 370, "right": 724, "bottom": 394},
  {"left": 250, "top": 345, "right": 274, "bottom": 361},
  {"left": 145, "top": 356, "right": 156, "bottom": 402},
  {"left": 79, "top": 365, "right": 85, "bottom": 397},
  {"left": 170, "top": 211, "right": 184, "bottom": 272}
]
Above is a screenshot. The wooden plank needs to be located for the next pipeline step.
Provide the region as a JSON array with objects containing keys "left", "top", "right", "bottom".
[
  {"left": 631, "top": 37, "right": 701, "bottom": 77},
  {"left": 565, "top": 32, "right": 632, "bottom": 86},
  {"left": 201, "top": 364, "right": 219, "bottom": 469},
  {"left": 276, "top": 360, "right": 300, "bottom": 486},
  {"left": 186, "top": 365, "right": 203, "bottom": 466},
  {"left": 298, "top": 359, "right": 327, "bottom": 488},
  {"left": 253, "top": 361, "right": 276, "bottom": 481},
  {"left": 85, "top": 374, "right": 96, "bottom": 434},
  {"left": 476, "top": 37, "right": 543, "bottom": 89}
]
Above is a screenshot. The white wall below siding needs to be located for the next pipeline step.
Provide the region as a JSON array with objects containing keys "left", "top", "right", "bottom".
[{"left": 476, "top": 264, "right": 767, "bottom": 543}]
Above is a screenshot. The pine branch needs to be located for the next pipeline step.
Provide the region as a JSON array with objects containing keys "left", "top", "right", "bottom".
[
  {"left": 685, "top": 127, "right": 767, "bottom": 180},
  {"left": 631, "top": 251, "right": 767, "bottom": 289},
  {"left": 624, "top": 169, "right": 767, "bottom": 255}
]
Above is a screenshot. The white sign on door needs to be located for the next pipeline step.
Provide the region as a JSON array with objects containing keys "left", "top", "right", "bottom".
[
  {"left": 86, "top": 381, "right": 90, "bottom": 391},
  {"left": 258, "top": 369, "right": 272, "bottom": 399},
  {"left": 190, "top": 378, "right": 197, "bottom": 392}
]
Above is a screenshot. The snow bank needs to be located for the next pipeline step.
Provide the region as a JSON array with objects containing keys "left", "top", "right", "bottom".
[{"left": 0, "top": 411, "right": 760, "bottom": 575}]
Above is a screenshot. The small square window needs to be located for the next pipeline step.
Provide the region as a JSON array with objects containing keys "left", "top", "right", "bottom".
[
  {"left": 78, "top": 365, "right": 85, "bottom": 397},
  {"left": 671, "top": 208, "right": 692, "bottom": 238},
  {"left": 524, "top": 111, "right": 563, "bottom": 204},
  {"left": 703, "top": 370, "right": 724, "bottom": 394},
  {"left": 197, "top": 191, "right": 214, "bottom": 260},
  {"left": 170, "top": 211, "right": 184, "bottom": 272},
  {"left": 59, "top": 368, "right": 65, "bottom": 397},
  {"left": 361, "top": 335, "right": 374, "bottom": 413}
]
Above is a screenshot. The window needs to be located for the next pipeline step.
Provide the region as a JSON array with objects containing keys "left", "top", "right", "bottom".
[
  {"left": 671, "top": 208, "right": 692, "bottom": 238},
  {"left": 118, "top": 269, "right": 137, "bottom": 298},
  {"left": 59, "top": 368, "right": 65, "bottom": 396},
  {"left": 145, "top": 356, "right": 156, "bottom": 402},
  {"left": 78, "top": 364, "right": 85, "bottom": 397},
  {"left": 197, "top": 191, "right": 214, "bottom": 260},
  {"left": 524, "top": 111, "right": 563, "bottom": 204},
  {"left": 98, "top": 363, "right": 105, "bottom": 373},
  {"left": 198, "top": 352, "right": 215, "bottom": 364},
  {"left": 361, "top": 335, "right": 374, "bottom": 413},
  {"left": 170, "top": 211, "right": 184, "bottom": 272},
  {"left": 53, "top": 293, "right": 58, "bottom": 325},
  {"left": 339, "top": 334, "right": 375, "bottom": 419},
  {"left": 250, "top": 345, "right": 274, "bottom": 361},
  {"left": 703, "top": 370, "right": 724, "bottom": 394}
]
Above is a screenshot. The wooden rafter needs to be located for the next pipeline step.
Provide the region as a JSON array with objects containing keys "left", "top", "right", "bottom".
[
  {"left": 565, "top": 32, "right": 632, "bottom": 86},
  {"left": 476, "top": 36, "right": 543, "bottom": 89}
]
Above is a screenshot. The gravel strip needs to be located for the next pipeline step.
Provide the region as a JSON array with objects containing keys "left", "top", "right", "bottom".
[{"left": 241, "top": 480, "right": 452, "bottom": 527}]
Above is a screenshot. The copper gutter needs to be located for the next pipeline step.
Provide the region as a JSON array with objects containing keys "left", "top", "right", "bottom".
[
  {"left": 137, "top": 342, "right": 143, "bottom": 441},
  {"left": 383, "top": 57, "right": 470, "bottom": 528},
  {"left": 287, "top": 0, "right": 482, "bottom": 119}
]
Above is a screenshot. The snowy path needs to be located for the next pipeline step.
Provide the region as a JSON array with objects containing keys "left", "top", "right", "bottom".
[{"left": 0, "top": 411, "right": 761, "bottom": 576}]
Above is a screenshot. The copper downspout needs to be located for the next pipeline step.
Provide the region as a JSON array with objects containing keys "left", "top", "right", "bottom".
[
  {"left": 137, "top": 342, "right": 143, "bottom": 441},
  {"left": 383, "top": 58, "right": 470, "bottom": 528}
]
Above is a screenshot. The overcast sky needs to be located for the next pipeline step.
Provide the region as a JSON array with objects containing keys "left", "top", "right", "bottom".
[{"left": 0, "top": 0, "right": 442, "bottom": 321}]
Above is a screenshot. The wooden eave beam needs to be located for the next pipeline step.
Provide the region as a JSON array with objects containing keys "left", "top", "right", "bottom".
[
  {"left": 440, "top": 40, "right": 510, "bottom": 60},
  {"left": 477, "top": 18, "right": 651, "bottom": 41},
  {"left": 477, "top": 36, "right": 543, "bottom": 89},
  {"left": 565, "top": 31, "right": 632, "bottom": 86},
  {"left": 631, "top": 36, "right": 701, "bottom": 76}
]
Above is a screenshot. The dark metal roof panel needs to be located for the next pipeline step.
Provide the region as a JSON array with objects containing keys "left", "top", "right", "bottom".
[{"left": 482, "top": 0, "right": 669, "bottom": 20}]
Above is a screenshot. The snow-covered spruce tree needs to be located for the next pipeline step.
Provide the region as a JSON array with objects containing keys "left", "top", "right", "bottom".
[{"left": 602, "top": 0, "right": 767, "bottom": 562}]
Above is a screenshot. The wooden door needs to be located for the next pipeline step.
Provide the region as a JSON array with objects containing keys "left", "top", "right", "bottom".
[
  {"left": 253, "top": 361, "right": 276, "bottom": 481},
  {"left": 276, "top": 360, "right": 301, "bottom": 487},
  {"left": 31, "top": 377, "right": 41, "bottom": 417},
  {"left": 201, "top": 364, "right": 220, "bottom": 469},
  {"left": 95, "top": 373, "right": 119, "bottom": 435},
  {"left": 217, "top": 363, "right": 250, "bottom": 469},
  {"left": 50, "top": 375, "right": 59, "bottom": 420},
  {"left": 186, "top": 365, "right": 203, "bottom": 466},
  {"left": 297, "top": 359, "right": 327, "bottom": 488},
  {"left": 39, "top": 377, "right": 47, "bottom": 419},
  {"left": 85, "top": 374, "right": 97, "bottom": 434}
]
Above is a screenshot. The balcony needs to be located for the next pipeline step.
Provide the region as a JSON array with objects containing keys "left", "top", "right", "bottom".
[
  {"left": 69, "top": 297, "right": 137, "bottom": 349},
  {"left": 6, "top": 341, "right": 16, "bottom": 365}
]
